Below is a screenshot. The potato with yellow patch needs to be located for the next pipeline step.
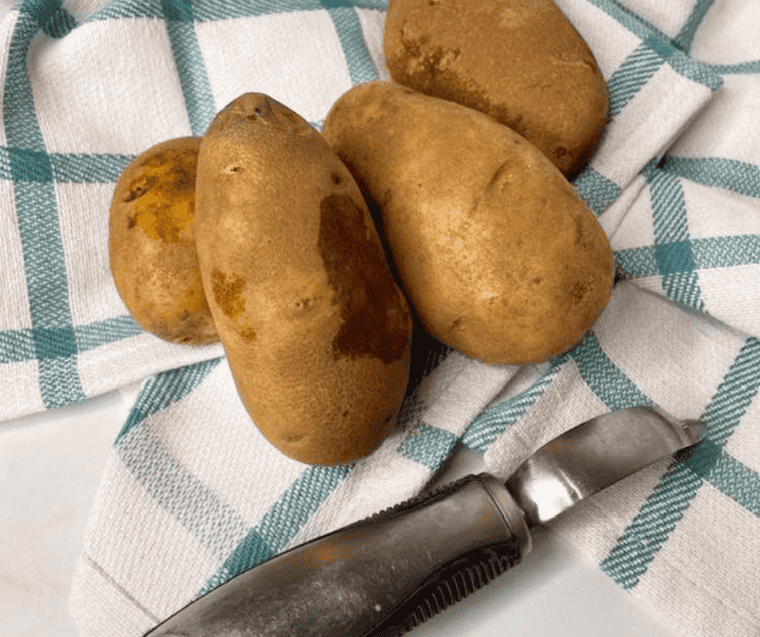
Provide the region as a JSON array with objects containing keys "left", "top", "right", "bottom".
[
  {"left": 194, "top": 93, "right": 413, "bottom": 466},
  {"left": 323, "top": 81, "right": 614, "bottom": 365},
  {"left": 109, "top": 136, "right": 218, "bottom": 345},
  {"left": 383, "top": 0, "right": 608, "bottom": 177}
]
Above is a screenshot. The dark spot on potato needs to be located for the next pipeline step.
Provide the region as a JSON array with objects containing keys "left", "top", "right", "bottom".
[
  {"left": 392, "top": 41, "right": 536, "bottom": 141},
  {"left": 231, "top": 94, "right": 312, "bottom": 136},
  {"left": 224, "top": 164, "right": 242, "bottom": 174},
  {"left": 280, "top": 108, "right": 307, "bottom": 129},
  {"left": 330, "top": 172, "right": 342, "bottom": 185},
  {"left": 240, "top": 327, "right": 257, "bottom": 341},
  {"left": 175, "top": 308, "right": 215, "bottom": 336},
  {"left": 125, "top": 186, "right": 146, "bottom": 201},
  {"left": 133, "top": 199, "right": 192, "bottom": 244},
  {"left": 281, "top": 431, "right": 304, "bottom": 444},
  {"left": 246, "top": 105, "right": 264, "bottom": 122},
  {"left": 211, "top": 269, "right": 246, "bottom": 318},
  {"left": 467, "top": 193, "right": 483, "bottom": 217},
  {"left": 318, "top": 194, "right": 410, "bottom": 364},
  {"left": 555, "top": 146, "right": 568, "bottom": 159},
  {"left": 127, "top": 215, "right": 137, "bottom": 229},
  {"left": 572, "top": 211, "right": 597, "bottom": 253},
  {"left": 449, "top": 317, "right": 464, "bottom": 334},
  {"left": 567, "top": 280, "right": 589, "bottom": 303},
  {"left": 123, "top": 177, "right": 153, "bottom": 202},
  {"left": 574, "top": 213, "right": 584, "bottom": 244},
  {"left": 293, "top": 294, "right": 324, "bottom": 315},
  {"left": 125, "top": 147, "right": 198, "bottom": 243},
  {"left": 399, "top": 27, "right": 421, "bottom": 58},
  {"left": 487, "top": 161, "right": 512, "bottom": 191}
]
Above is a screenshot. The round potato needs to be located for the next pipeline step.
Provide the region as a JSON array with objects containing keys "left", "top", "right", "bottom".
[
  {"left": 323, "top": 81, "right": 614, "bottom": 365},
  {"left": 383, "top": 0, "right": 608, "bottom": 177},
  {"left": 109, "top": 136, "right": 218, "bottom": 346},
  {"left": 194, "top": 93, "right": 413, "bottom": 466}
]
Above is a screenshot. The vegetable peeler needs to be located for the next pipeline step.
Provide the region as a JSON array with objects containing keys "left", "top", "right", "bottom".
[{"left": 143, "top": 406, "right": 704, "bottom": 637}]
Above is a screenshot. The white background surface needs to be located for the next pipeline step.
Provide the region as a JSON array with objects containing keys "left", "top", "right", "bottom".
[{"left": 0, "top": 1, "right": 678, "bottom": 635}]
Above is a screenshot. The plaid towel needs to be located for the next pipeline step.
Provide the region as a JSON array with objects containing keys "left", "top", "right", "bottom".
[{"left": 0, "top": 0, "right": 756, "bottom": 635}]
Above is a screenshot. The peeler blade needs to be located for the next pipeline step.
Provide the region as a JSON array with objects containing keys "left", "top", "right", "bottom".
[{"left": 505, "top": 406, "right": 705, "bottom": 526}]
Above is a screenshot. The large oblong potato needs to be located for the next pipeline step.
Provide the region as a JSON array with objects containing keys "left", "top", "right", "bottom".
[
  {"left": 383, "top": 0, "right": 608, "bottom": 177},
  {"left": 194, "top": 93, "right": 413, "bottom": 466},
  {"left": 323, "top": 81, "right": 614, "bottom": 365},
  {"left": 109, "top": 136, "right": 218, "bottom": 346}
]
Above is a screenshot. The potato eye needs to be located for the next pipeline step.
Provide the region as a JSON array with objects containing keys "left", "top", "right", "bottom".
[
  {"left": 123, "top": 176, "right": 153, "bottom": 202},
  {"left": 123, "top": 185, "right": 147, "bottom": 202}
]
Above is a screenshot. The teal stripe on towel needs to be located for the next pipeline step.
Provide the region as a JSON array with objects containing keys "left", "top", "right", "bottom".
[
  {"left": 115, "top": 359, "right": 221, "bottom": 444},
  {"left": 4, "top": 3, "right": 85, "bottom": 407},
  {"left": 324, "top": 4, "right": 379, "bottom": 85},
  {"left": 400, "top": 424, "right": 458, "bottom": 470},
  {"left": 162, "top": 0, "right": 217, "bottom": 136},
  {"left": 660, "top": 157, "right": 760, "bottom": 199},
  {"left": 601, "top": 336, "right": 760, "bottom": 589},
  {"left": 197, "top": 464, "right": 352, "bottom": 596},
  {"left": 647, "top": 168, "right": 705, "bottom": 311}
]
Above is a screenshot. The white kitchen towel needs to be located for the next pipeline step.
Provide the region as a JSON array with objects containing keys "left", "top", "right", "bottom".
[{"left": 0, "top": 0, "right": 756, "bottom": 636}]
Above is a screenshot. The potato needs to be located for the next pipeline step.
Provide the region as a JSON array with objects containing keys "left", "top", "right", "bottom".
[
  {"left": 322, "top": 81, "right": 614, "bottom": 365},
  {"left": 194, "top": 93, "right": 413, "bottom": 466},
  {"left": 383, "top": 0, "right": 608, "bottom": 177},
  {"left": 109, "top": 136, "right": 218, "bottom": 346}
]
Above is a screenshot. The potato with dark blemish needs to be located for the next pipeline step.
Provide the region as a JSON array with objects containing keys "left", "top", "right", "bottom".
[
  {"left": 323, "top": 81, "right": 614, "bottom": 365},
  {"left": 383, "top": 0, "right": 608, "bottom": 178},
  {"left": 109, "top": 136, "right": 218, "bottom": 345},
  {"left": 194, "top": 93, "right": 412, "bottom": 466}
]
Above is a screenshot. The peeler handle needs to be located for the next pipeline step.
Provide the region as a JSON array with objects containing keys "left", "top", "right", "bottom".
[{"left": 144, "top": 473, "right": 532, "bottom": 637}]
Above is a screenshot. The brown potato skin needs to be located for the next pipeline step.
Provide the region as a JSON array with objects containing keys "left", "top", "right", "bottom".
[
  {"left": 383, "top": 0, "right": 608, "bottom": 178},
  {"left": 195, "top": 93, "right": 412, "bottom": 466},
  {"left": 109, "top": 136, "right": 218, "bottom": 346},
  {"left": 323, "top": 81, "right": 614, "bottom": 365}
]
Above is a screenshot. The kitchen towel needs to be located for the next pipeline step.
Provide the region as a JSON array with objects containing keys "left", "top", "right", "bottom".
[{"left": 0, "top": 0, "right": 756, "bottom": 636}]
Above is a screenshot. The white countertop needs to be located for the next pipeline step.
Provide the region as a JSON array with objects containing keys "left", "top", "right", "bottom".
[{"left": 1, "top": 385, "right": 680, "bottom": 637}]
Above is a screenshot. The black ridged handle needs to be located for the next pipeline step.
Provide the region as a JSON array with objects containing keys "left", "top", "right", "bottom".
[{"left": 144, "top": 473, "right": 532, "bottom": 637}]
